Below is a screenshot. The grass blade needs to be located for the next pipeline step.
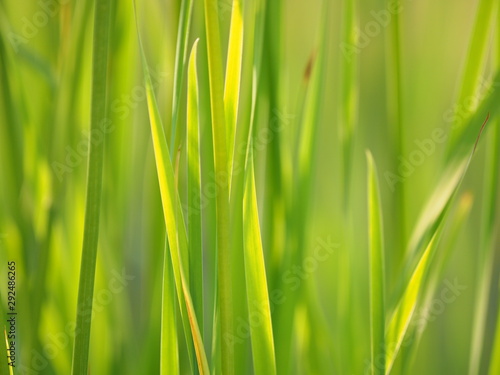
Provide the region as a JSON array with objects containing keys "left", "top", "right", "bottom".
[
  {"left": 170, "top": 0, "right": 194, "bottom": 150},
  {"left": 161, "top": 239, "right": 179, "bottom": 375},
  {"left": 70, "top": 0, "right": 111, "bottom": 373},
  {"left": 367, "top": 151, "right": 386, "bottom": 375},
  {"left": 224, "top": 0, "right": 244, "bottom": 178},
  {"left": 243, "top": 148, "right": 277, "bottom": 375},
  {"left": 134, "top": 5, "right": 209, "bottom": 373},
  {"left": 489, "top": 284, "right": 500, "bottom": 375},
  {"left": 386, "top": 115, "right": 490, "bottom": 373},
  {"left": 202, "top": 1, "right": 233, "bottom": 373},
  {"left": 187, "top": 39, "right": 204, "bottom": 339}
]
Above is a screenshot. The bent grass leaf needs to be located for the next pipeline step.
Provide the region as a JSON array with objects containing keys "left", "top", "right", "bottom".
[
  {"left": 386, "top": 114, "right": 490, "bottom": 374},
  {"left": 134, "top": 5, "right": 209, "bottom": 373}
]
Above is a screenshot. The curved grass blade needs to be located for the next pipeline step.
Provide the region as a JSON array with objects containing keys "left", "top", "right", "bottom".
[
  {"left": 386, "top": 115, "right": 490, "bottom": 374},
  {"left": 243, "top": 148, "right": 277, "bottom": 375},
  {"left": 202, "top": 1, "right": 233, "bottom": 373},
  {"left": 170, "top": 0, "right": 194, "bottom": 151},
  {"left": 134, "top": 4, "right": 209, "bottom": 373},
  {"left": 187, "top": 39, "right": 204, "bottom": 339},
  {"left": 367, "top": 151, "right": 386, "bottom": 375},
  {"left": 224, "top": 0, "right": 244, "bottom": 178},
  {"left": 70, "top": 0, "right": 111, "bottom": 373}
]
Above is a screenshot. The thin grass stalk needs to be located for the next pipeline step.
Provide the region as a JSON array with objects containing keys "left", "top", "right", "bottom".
[{"left": 70, "top": 0, "right": 111, "bottom": 373}]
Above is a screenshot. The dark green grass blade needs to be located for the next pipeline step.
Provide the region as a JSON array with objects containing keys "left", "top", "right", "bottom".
[
  {"left": 367, "top": 151, "right": 386, "bottom": 375},
  {"left": 71, "top": 0, "right": 112, "bottom": 373}
]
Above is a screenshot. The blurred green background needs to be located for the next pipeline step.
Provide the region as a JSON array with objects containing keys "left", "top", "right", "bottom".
[{"left": 0, "top": 0, "right": 499, "bottom": 374}]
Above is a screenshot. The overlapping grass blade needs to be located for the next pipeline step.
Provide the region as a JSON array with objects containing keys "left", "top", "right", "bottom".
[
  {"left": 243, "top": 148, "right": 277, "bottom": 375},
  {"left": 70, "top": 0, "right": 111, "bottom": 373},
  {"left": 385, "top": 114, "right": 491, "bottom": 374},
  {"left": 170, "top": 0, "right": 194, "bottom": 150},
  {"left": 224, "top": 0, "right": 244, "bottom": 177},
  {"left": 187, "top": 39, "right": 204, "bottom": 339},
  {"left": 202, "top": 1, "right": 233, "bottom": 373},
  {"left": 367, "top": 151, "right": 386, "bottom": 375},
  {"left": 134, "top": 5, "right": 209, "bottom": 373}
]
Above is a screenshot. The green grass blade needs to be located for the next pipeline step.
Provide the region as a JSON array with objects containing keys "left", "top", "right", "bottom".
[
  {"left": 161, "top": 239, "right": 179, "bottom": 375},
  {"left": 187, "top": 39, "right": 204, "bottom": 339},
  {"left": 243, "top": 148, "right": 277, "bottom": 375},
  {"left": 134, "top": 5, "right": 209, "bottom": 373},
  {"left": 70, "top": 0, "right": 111, "bottom": 373},
  {"left": 386, "top": 115, "right": 490, "bottom": 374},
  {"left": 202, "top": 1, "right": 233, "bottom": 373},
  {"left": 170, "top": 0, "right": 194, "bottom": 150},
  {"left": 367, "top": 151, "right": 386, "bottom": 375},
  {"left": 224, "top": 0, "right": 244, "bottom": 180},
  {"left": 449, "top": 0, "right": 496, "bottom": 145}
]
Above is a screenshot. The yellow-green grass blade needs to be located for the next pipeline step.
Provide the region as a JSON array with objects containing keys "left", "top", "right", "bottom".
[
  {"left": 385, "top": 228, "right": 442, "bottom": 374},
  {"left": 448, "top": 0, "right": 496, "bottom": 146},
  {"left": 401, "top": 193, "right": 473, "bottom": 372},
  {"left": 224, "top": 0, "right": 244, "bottom": 180},
  {"left": 367, "top": 151, "right": 386, "bottom": 375},
  {"left": 70, "top": 0, "right": 111, "bottom": 373},
  {"left": 203, "top": 1, "right": 233, "bottom": 373},
  {"left": 161, "top": 239, "right": 179, "bottom": 375},
  {"left": 134, "top": 4, "right": 209, "bottom": 373},
  {"left": 243, "top": 149, "right": 277, "bottom": 375},
  {"left": 187, "top": 39, "right": 204, "bottom": 339},
  {"left": 170, "top": 0, "right": 194, "bottom": 151},
  {"left": 386, "top": 115, "right": 490, "bottom": 374}
]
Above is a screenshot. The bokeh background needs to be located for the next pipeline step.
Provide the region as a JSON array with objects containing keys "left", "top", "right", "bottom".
[{"left": 0, "top": 0, "right": 499, "bottom": 374}]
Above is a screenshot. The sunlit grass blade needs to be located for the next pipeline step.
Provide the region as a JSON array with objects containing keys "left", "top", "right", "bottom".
[
  {"left": 386, "top": 115, "right": 490, "bottom": 374},
  {"left": 70, "top": 0, "right": 111, "bottom": 373},
  {"left": 187, "top": 39, "right": 203, "bottom": 339},
  {"left": 170, "top": 0, "right": 194, "bottom": 150},
  {"left": 134, "top": 4, "right": 209, "bottom": 373},
  {"left": 161, "top": 239, "right": 179, "bottom": 375},
  {"left": 367, "top": 151, "right": 386, "bottom": 375},
  {"left": 203, "top": 1, "right": 233, "bottom": 373},
  {"left": 243, "top": 148, "right": 277, "bottom": 375},
  {"left": 401, "top": 192, "right": 473, "bottom": 372},
  {"left": 224, "top": 0, "right": 244, "bottom": 178}
]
